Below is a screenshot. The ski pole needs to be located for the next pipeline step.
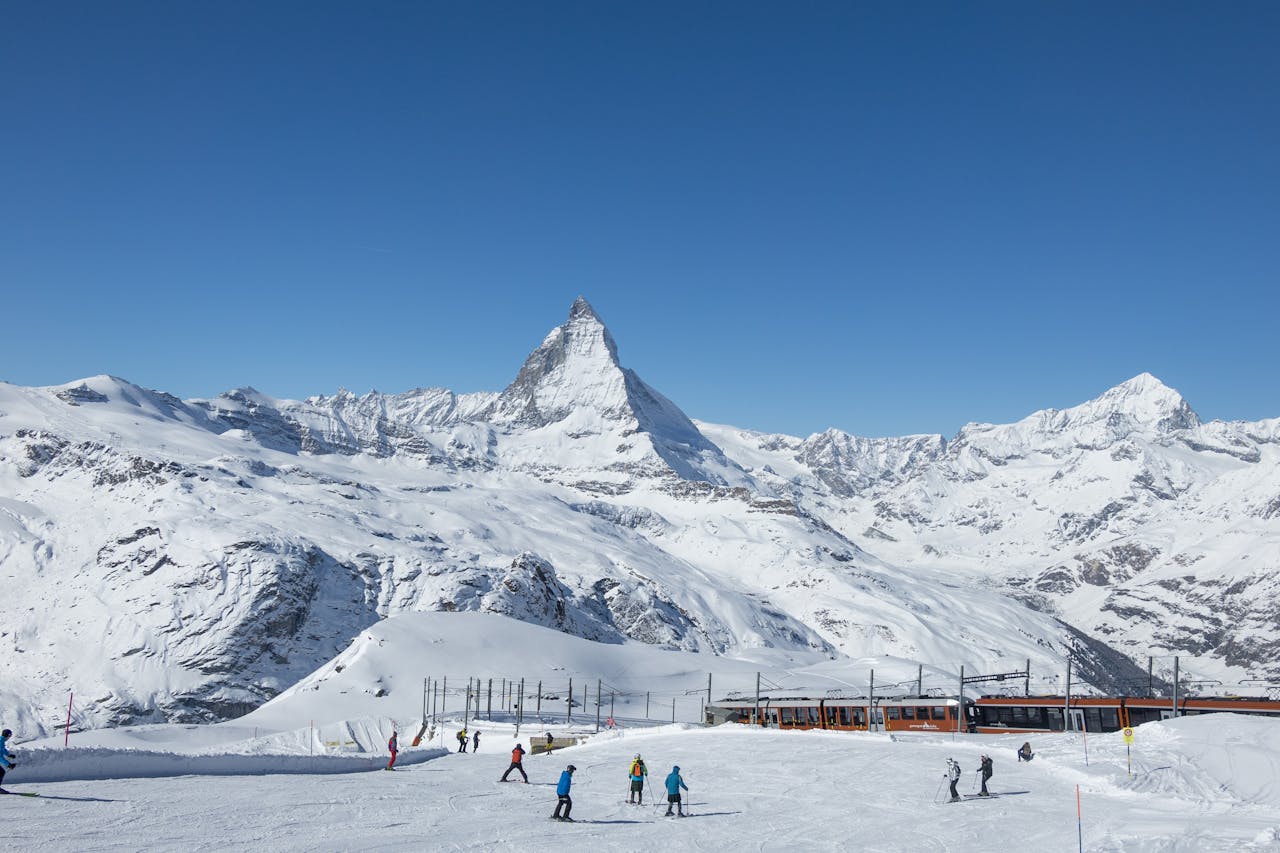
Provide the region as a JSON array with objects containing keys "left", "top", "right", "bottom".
[
  {"left": 933, "top": 778, "right": 946, "bottom": 804},
  {"left": 971, "top": 772, "right": 979, "bottom": 793}
]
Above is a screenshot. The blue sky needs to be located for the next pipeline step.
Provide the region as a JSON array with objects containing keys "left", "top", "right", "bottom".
[{"left": 2, "top": 2, "right": 1277, "bottom": 438}]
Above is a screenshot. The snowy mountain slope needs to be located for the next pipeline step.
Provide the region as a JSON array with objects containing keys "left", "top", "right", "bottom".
[
  {"left": 0, "top": 299, "right": 1253, "bottom": 735},
  {"left": 699, "top": 373, "right": 1280, "bottom": 686}
]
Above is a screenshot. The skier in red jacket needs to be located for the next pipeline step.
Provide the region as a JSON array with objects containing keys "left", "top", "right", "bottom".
[{"left": 386, "top": 731, "right": 399, "bottom": 771}]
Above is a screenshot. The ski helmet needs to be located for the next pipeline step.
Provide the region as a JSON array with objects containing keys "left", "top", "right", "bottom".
[
  {"left": 567, "top": 764, "right": 576, "bottom": 772},
  {"left": 1, "top": 729, "right": 10, "bottom": 738},
  {"left": 673, "top": 765, "right": 680, "bottom": 771}
]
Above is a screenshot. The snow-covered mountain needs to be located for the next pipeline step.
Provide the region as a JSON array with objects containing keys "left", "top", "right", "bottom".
[
  {"left": 1, "top": 298, "right": 1271, "bottom": 734},
  {"left": 702, "top": 374, "right": 1280, "bottom": 690}
]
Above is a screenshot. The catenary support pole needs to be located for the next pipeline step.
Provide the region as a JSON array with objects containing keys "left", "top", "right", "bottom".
[
  {"left": 1026, "top": 658, "right": 1031, "bottom": 697},
  {"left": 755, "top": 673, "right": 761, "bottom": 727},
  {"left": 1172, "top": 657, "right": 1179, "bottom": 719},
  {"left": 488, "top": 678, "right": 493, "bottom": 719},
  {"left": 1065, "top": 660, "right": 1072, "bottom": 732},
  {"left": 1148, "top": 656, "right": 1154, "bottom": 697},
  {"left": 568, "top": 677, "right": 573, "bottom": 723},
  {"left": 646, "top": 691, "right": 650, "bottom": 719},
  {"left": 517, "top": 677, "right": 524, "bottom": 735},
  {"left": 708, "top": 673, "right": 712, "bottom": 707},
  {"left": 65, "top": 692, "right": 73, "bottom": 748},
  {"left": 869, "top": 669, "right": 875, "bottom": 732},
  {"left": 537, "top": 680, "right": 542, "bottom": 717},
  {"left": 596, "top": 679, "right": 602, "bottom": 732},
  {"left": 672, "top": 697, "right": 676, "bottom": 723},
  {"left": 917, "top": 664, "right": 923, "bottom": 696},
  {"left": 957, "top": 666, "right": 964, "bottom": 736}
]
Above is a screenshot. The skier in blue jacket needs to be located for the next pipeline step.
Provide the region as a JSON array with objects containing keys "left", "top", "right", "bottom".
[
  {"left": 552, "top": 764, "right": 576, "bottom": 821},
  {"left": 0, "top": 729, "right": 17, "bottom": 791},
  {"left": 664, "top": 765, "right": 688, "bottom": 817}
]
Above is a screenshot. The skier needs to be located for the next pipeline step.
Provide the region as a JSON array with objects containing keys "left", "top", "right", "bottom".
[
  {"left": 457, "top": 729, "right": 468, "bottom": 753},
  {"left": 472, "top": 730, "right": 480, "bottom": 752},
  {"left": 500, "top": 743, "right": 529, "bottom": 783},
  {"left": 545, "top": 732, "right": 554, "bottom": 753},
  {"left": 978, "top": 754, "right": 994, "bottom": 796},
  {"left": 664, "top": 765, "right": 688, "bottom": 817},
  {"left": 0, "top": 729, "right": 15, "bottom": 792},
  {"left": 945, "top": 758, "right": 961, "bottom": 802},
  {"left": 386, "top": 730, "right": 398, "bottom": 771},
  {"left": 1018, "top": 741, "right": 1034, "bottom": 762},
  {"left": 551, "top": 764, "right": 576, "bottom": 821},
  {"left": 627, "top": 753, "right": 648, "bottom": 804}
]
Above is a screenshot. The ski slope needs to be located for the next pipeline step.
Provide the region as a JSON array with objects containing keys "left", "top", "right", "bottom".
[{"left": 5, "top": 716, "right": 1280, "bottom": 852}]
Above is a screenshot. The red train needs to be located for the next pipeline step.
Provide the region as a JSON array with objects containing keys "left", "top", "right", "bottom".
[{"left": 708, "top": 692, "right": 1280, "bottom": 735}]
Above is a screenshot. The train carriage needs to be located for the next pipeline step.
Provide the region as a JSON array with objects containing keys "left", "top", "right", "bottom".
[{"left": 707, "top": 694, "right": 976, "bottom": 733}]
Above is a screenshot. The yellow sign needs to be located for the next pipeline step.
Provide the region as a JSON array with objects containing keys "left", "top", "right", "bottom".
[{"left": 1122, "top": 727, "right": 1134, "bottom": 744}]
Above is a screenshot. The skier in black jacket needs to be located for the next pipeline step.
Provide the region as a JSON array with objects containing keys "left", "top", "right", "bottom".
[{"left": 978, "top": 754, "right": 994, "bottom": 796}]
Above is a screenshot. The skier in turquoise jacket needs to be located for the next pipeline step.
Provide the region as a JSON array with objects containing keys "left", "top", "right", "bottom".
[
  {"left": 664, "top": 765, "right": 688, "bottom": 817},
  {"left": 0, "top": 729, "right": 16, "bottom": 791}
]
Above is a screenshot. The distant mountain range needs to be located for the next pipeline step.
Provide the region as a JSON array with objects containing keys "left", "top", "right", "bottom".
[{"left": 2, "top": 297, "right": 1275, "bottom": 733}]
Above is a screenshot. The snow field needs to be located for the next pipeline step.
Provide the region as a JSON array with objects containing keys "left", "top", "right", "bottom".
[{"left": 6, "top": 716, "right": 1280, "bottom": 852}]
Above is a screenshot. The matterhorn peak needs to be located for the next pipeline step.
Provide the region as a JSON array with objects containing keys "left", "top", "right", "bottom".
[{"left": 484, "top": 297, "right": 739, "bottom": 481}]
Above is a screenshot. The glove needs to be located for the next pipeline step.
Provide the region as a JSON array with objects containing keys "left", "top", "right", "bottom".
[{"left": 8, "top": 762, "right": 16, "bottom": 769}]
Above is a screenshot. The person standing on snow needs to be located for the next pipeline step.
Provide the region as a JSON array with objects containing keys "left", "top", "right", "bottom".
[
  {"left": 552, "top": 764, "right": 576, "bottom": 821},
  {"left": 945, "top": 758, "right": 962, "bottom": 802},
  {"left": 472, "top": 730, "right": 480, "bottom": 752},
  {"left": 627, "top": 754, "right": 648, "bottom": 804},
  {"left": 0, "top": 729, "right": 16, "bottom": 791},
  {"left": 978, "top": 754, "right": 994, "bottom": 796},
  {"left": 664, "top": 765, "right": 688, "bottom": 817},
  {"left": 386, "top": 731, "right": 399, "bottom": 771},
  {"left": 500, "top": 743, "right": 528, "bottom": 782},
  {"left": 457, "top": 729, "right": 468, "bottom": 753}
]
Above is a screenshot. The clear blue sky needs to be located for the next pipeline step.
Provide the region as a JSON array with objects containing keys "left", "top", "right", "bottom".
[{"left": 3, "top": 2, "right": 1277, "bottom": 438}]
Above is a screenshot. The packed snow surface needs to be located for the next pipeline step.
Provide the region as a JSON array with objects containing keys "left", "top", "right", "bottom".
[{"left": 5, "top": 716, "right": 1280, "bottom": 852}]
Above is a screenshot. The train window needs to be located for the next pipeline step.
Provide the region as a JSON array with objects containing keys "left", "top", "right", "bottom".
[
  {"left": 840, "top": 707, "right": 852, "bottom": 726},
  {"left": 807, "top": 708, "right": 820, "bottom": 724},
  {"left": 1085, "top": 709, "right": 1102, "bottom": 732},
  {"left": 932, "top": 706, "right": 947, "bottom": 720},
  {"left": 876, "top": 709, "right": 885, "bottom": 725},
  {"left": 997, "top": 707, "right": 1014, "bottom": 725},
  {"left": 916, "top": 707, "right": 930, "bottom": 720},
  {"left": 902, "top": 707, "right": 915, "bottom": 720},
  {"left": 1012, "top": 706, "right": 1028, "bottom": 723},
  {"left": 1101, "top": 709, "right": 1120, "bottom": 731},
  {"left": 768, "top": 711, "right": 778, "bottom": 725},
  {"left": 1046, "top": 708, "right": 1064, "bottom": 731},
  {"left": 780, "top": 707, "right": 794, "bottom": 724},
  {"left": 853, "top": 709, "right": 865, "bottom": 726},
  {"left": 886, "top": 707, "right": 900, "bottom": 720}
]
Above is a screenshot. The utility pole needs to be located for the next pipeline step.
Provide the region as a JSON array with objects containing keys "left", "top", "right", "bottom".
[
  {"left": 441, "top": 676, "right": 447, "bottom": 721},
  {"left": 755, "top": 673, "right": 761, "bottom": 727},
  {"left": 567, "top": 677, "right": 573, "bottom": 723},
  {"left": 916, "top": 664, "right": 923, "bottom": 696},
  {"left": 1148, "top": 656, "right": 1154, "bottom": 697},
  {"left": 869, "top": 669, "right": 876, "bottom": 732},
  {"left": 537, "top": 680, "right": 542, "bottom": 717},
  {"left": 957, "top": 666, "right": 964, "bottom": 736},
  {"left": 1025, "top": 658, "right": 1031, "bottom": 697},
  {"left": 646, "top": 691, "right": 650, "bottom": 719},
  {"left": 596, "top": 679, "right": 602, "bottom": 732},
  {"left": 1065, "top": 659, "right": 1072, "bottom": 732},
  {"left": 422, "top": 677, "right": 428, "bottom": 725},
  {"left": 707, "top": 673, "right": 713, "bottom": 706},
  {"left": 672, "top": 697, "right": 676, "bottom": 723},
  {"left": 488, "top": 678, "right": 493, "bottom": 719},
  {"left": 1172, "top": 657, "right": 1180, "bottom": 719},
  {"left": 517, "top": 677, "right": 524, "bottom": 736}
]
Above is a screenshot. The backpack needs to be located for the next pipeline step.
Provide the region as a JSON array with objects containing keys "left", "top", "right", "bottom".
[{"left": 631, "top": 760, "right": 643, "bottom": 778}]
